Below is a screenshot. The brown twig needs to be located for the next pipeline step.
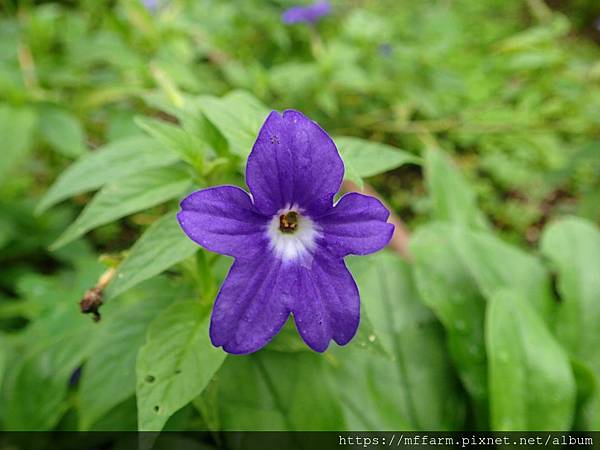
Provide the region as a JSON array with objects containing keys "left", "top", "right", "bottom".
[
  {"left": 342, "top": 180, "right": 412, "bottom": 261},
  {"left": 80, "top": 267, "right": 116, "bottom": 322}
]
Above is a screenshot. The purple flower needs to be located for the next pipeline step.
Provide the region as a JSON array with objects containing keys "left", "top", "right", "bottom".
[
  {"left": 142, "top": 0, "right": 159, "bottom": 12},
  {"left": 282, "top": 1, "right": 331, "bottom": 25},
  {"left": 177, "top": 110, "right": 394, "bottom": 354}
]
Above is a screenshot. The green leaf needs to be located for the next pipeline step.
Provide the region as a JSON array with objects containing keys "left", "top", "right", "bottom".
[
  {"left": 344, "top": 251, "right": 465, "bottom": 430},
  {"left": 2, "top": 259, "right": 105, "bottom": 430},
  {"left": 78, "top": 279, "right": 175, "bottom": 430},
  {"left": 424, "top": 148, "right": 486, "bottom": 228},
  {"left": 135, "top": 116, "right": 206, "bottom": 170},
  {"left": 37, "top": 135, "right": 178, "bottom": 214},
  {"left": 453, "top": 227, "right": 555, "bottom": 322},
  {"left": 0, "top": 105, "right": 36, "bottom": 182},
  {"left": 0, "top": 335, "right": 7, "bottom": 392},
  {"left": 39, "top": 106, "right": 86, "bottom": 158},
  {"left": 335, "top": 137, "right": 420, "bottom": 186},
  {"left": 410, "top": 223, "right": 488, "bottom": 426},
  {"left": 541, "top": 217, "right": 600, "bottom": 430},
  {"left": 217, "top": 351, "right": 345, "bottom": 431},
  {"left": 486, "top": 289, "right": 576, "bottom": 430},
  {"left": 105, "top": 212, "right": 197, "bottom": 300},
  {"left": 51, "top": 166, "right": 191, "bottom": 250},
  {"left": 540, "top": 217, "right": 600, "bottom": 369},
  {"left": 136, "top": 301, "right": 226, "bottom": 431},
  {"left": 197, "top": 90, "right": 270, "bottom": 157}
]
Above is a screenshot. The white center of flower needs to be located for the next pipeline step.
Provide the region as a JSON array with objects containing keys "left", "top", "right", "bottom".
[{"left": 266, "top": 205, "right": 320, "bottom": 263}]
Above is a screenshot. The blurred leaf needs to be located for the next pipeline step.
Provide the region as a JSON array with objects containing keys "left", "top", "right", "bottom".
[
  {"left": 424, "top": 148, "right": 486, "bottom": 228},
  {"left": 136, "top": 301, "right": 226, "bottom": 432},
  {"left": 410, "top": 223, "right": 488, "bottom": 427},
  {"left": 88, "top": 397, "right": 138, "bottom": 432},
  {"left": 197, "top": 90, "right": 269, "bottom": 157},
  {"left": 541, "top": 217, "right": 600, "bottom": 365},
  {"left": 37, "top": 136, "right": 178, "bottom": 214},
  {"left": 0, "top": 335, "right": 7, "bottom": 392},
  {"left": 38, "top": 106, "right": 86, "bottom": 158},
  {"left": 344, "top": 251, "right": 465, "bottom": 430},
  {"left": 335, "top": 137, "right": 419, "bottom": 186},
  {"left": 2, "top": 259, "right": 104, "bottom": 430},
  {"left": 78, "top": 279, "right": 175, "bottom": 430},
  {"left": 135, "top": 116, "right": 205, "bottom": 170},
  {"left": 453, "top": 227, "right": 555, "bottom": 322},
  {"left": 51, "top": 166, "right": 191, "bottom": 249},
  {"left": 105, "top": 212, "right": 197, "bottom": 300},
  {"left": 486, "top": 289, "right": 576, "bottom": 430},
  {"left": 0, "top": 105, "right": 36, "bottom": 183},
  {"left": 217, "top": 351, "right": 345, "bottom": 431},
  {"left": 541, "top": 217, "right": 600, "bottom": 429}
]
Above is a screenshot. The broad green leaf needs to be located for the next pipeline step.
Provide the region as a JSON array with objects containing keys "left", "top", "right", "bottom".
[
  {"left": 39, "top": 106, "right": 86, "bottom": 158},
  {"left": 344, "top": 251, "right": 465, "bottom": 430},
  {"left": 540, "top": 217, "right": 600, "bottom": 369},
  {"left": 136, "top": 301, "right": 226, "bottom": 431},
  {"left": 486, "top": 289, "right": 576, "bottom": 431},
  {"left": 105, "top": 212, "right": 197, "bottom": 300},
  {"left": 453, "top": 227, "right": 555, "bottom": 322},
  {"left": 410, "top": 223, "right": 488, "bottom": 426},
  {"left": 78, "top": 279, "right": 175, "bottom": 430},
  {"left": 37, "top": 135, "right": 178, "bottom": 214},
  {"left": 328, "top": 348, "right": 411, "bottom": 430},
  {"left": 51, "top": 166, "right": 191, "bottom": 249},
  {"left": 135, "top": 116, "right": 206, "bottom": 169},
  {"left": 335, "top": 136, "right": 420, "bottom": 187},
  {"left": 0, "top": 105, "right": 36, "bottom": 182},
  {"left": 424, "top": 148, "right": 486, "bottom": 228},
  {"left": 218, "top": 351, "right": 345, "bottom": 431},
  {"left": 197, "top": 90, "right": 269, "bottom": 157},
  {"left": 541, "top": 217, "right": 600, "bottom": 430}
]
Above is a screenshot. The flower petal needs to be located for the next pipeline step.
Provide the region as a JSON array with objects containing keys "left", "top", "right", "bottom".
[
  {"left": 210, "top": 255, "right": 292, "bottom": 354},
  {"left": 291, "top": 252, "right": 360, "bottom": 352},
  {"left": 177, "top": 185, "right": 268, "bottom": 259},
  {"left": 318, "top": 192, "right": 394, "bottom": 256},
  {"left": 246, "top": 110, "right": 344, "bottom": 216}
]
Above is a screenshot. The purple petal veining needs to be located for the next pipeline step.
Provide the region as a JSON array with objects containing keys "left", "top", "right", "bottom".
[{"left": 177, "top": 109, "right": 394, "bottom": 354}]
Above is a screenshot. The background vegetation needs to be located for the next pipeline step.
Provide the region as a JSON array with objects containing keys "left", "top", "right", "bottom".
[{"left": 1, "top": 0, "right": 600, "bottom": 438}]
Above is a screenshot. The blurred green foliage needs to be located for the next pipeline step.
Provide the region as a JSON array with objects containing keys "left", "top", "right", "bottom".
[{"left": 1, "top": 0, "right": 600, "bottom": 435}]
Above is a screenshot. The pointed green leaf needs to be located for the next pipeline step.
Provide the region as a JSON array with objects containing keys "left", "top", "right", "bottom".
[
  {"left": 136, "top": 301, "right": 226, "bottom": 431},
  {"left": 105, "top": 212, "right": 197, "bottom": 300},
  {"left": 135, "top": 116, "right": 206, "bottom": 169},
  {"left": 37, "top": 135, "right": 178, "bottom": 214},
  {"left": 197, "top": 90, "right": 269, "bottom": 157},
  {"left": 51, "top": 166, "right": 191, "bottom": 249},
  {"left": 335, "top": 137, "right": 420, "bottom": 185},
  {"left": 78, "top": 279, "right": 175, "bottom": 430}
]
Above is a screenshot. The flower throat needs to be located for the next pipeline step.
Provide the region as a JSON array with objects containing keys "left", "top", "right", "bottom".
[{"left": 279, "top": 211, "right": 299, "bottom": 234}]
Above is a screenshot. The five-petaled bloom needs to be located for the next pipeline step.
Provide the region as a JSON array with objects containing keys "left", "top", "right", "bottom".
[
  {"left": 177, "top": 110, "right": 394, "bottom": 354},
  {"left": 282, "top": 1, "right": 331, "bottom": 25}
]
